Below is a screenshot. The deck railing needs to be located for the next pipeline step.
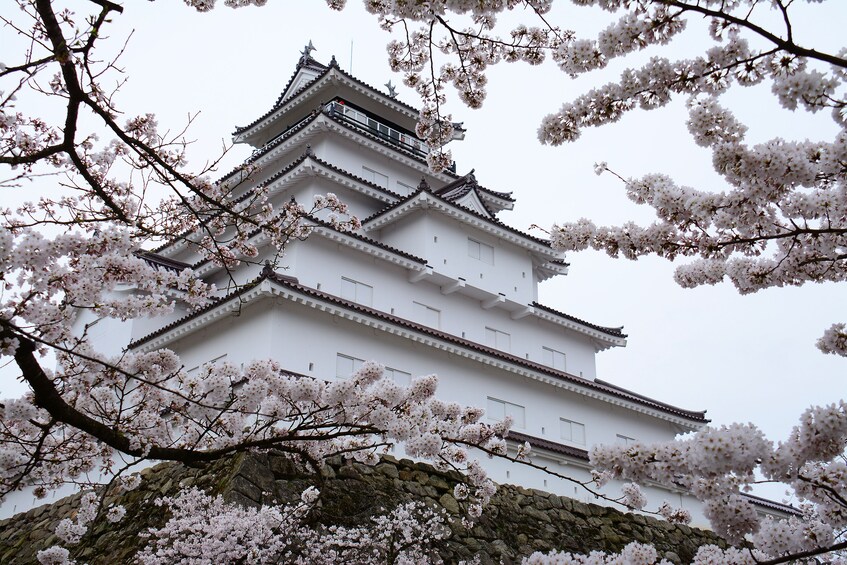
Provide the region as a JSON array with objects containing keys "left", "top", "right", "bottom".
[{"left": 324, "top": 101, "right": 428, "bottom": 159}]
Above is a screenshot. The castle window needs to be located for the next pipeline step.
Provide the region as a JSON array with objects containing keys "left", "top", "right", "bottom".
[
  {"left": 336, "top": 353, "right": 364, "bottom": 379},
  {"left": 341, "top": 277, "right": 373, "bottom": 306},
  {"left": 560, "top": 418, "right": 586, "bottom": 445},
  {"left": 384, "top": 367, "right": 412, "bottom": 386},
  {"left": 468, "top": 238, "right": 494, "bottom": 264},
  {"left": 362, "top": 166, "right": 388, "bottom": 188},
  {"left": 413, "top": 301, "right": 441, "bottom": 329},
  {"left": 542, "top": 347, "right": 567, "bottom": 371},
  {"left": 485, "top": 327, "right": 511, "bottom": 351},
  {"left": 487, "top": 397, "right": 525, "bottom": 428}
]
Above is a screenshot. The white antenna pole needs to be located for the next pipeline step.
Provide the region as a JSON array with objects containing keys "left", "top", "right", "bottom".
[{"left": 350, "top": 40, "right": 353, "bottom": 74}]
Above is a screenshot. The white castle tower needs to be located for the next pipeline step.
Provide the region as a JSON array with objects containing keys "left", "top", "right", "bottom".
[{"left": 70, "top": 47, "right": 790, "bottom": 525}]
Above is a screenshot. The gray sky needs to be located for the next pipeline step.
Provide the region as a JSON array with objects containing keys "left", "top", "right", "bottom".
[{"left": 2, "top": 1, "right": 845, "bottom": 502}]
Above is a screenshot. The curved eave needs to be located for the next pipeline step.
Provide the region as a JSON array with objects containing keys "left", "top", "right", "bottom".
[
  {"left": 233, "top": 68, "right": 331, "bottom": 144},
  {"left": 312, "top": 226, "right": 428, "bottom": 267},
  {"left": 363, "top": 192, "right": 560, "bottom": 261},
  {"left": 150, "top": 150, "right": 405, "bottom": 262},
  {"left": 131, "top": 277, "right": 707, "bottom": 429},
  {"left": 536, "top": 261, "right": 569, "bottom": 282},
  {"left": 192, "top": 219, "right": 426, "bottom": 279},
  {"left": 234, "top": 68, "right": 419, "bottom": 145},
  {"left": 261, "top": 153, "right": 402, "bottom": 204},
  {"left": 478, "top": 191, "right": 515, "bottom": 213},
  {"left": 531, "top": 308, "right": 626, "bottom": 350},
  {"left": 244, "top": 112, "right": 324, "bottom": 168},
  {"left": 506, "top": 431, "right": 590, "bottom": 463},
  {"left": 246, "top": 114, "right": 457, "bottom": 189}
]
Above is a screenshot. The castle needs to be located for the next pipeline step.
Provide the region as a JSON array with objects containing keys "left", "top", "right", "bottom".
[{"left": 71, "top": 47, "right": 788, "bottom": 525}]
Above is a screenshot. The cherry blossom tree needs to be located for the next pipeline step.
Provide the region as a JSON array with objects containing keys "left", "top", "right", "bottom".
[
  {"left": 268, "top": 0, "right": 846, "bottom": 563},
  {"left": 0, "top": 1, "right": 510, "bottom": 562},
  {"left": 242, "top": 0, "right": 846, "bottom": 563},
  {"left": 5, "top": 0, "right": 847, "bottom": 563}
]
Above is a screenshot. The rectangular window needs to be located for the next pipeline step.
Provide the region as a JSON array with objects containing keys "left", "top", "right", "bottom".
[
  {"left": 362, "top": 166, "right": 388, "bottom": 188},
  {"left": 487, "top": 397, "right": 525, "bottom": 428},
  {"left": 616, "top": 434, "right": 636, "bottom": 446},
  {"left": 467, "top": 238, "right": 494, "bottom": 264},
  {"left": 413, "top": 301, "right": 441, "bottom": 329},
  {"left": 542, "top": 347, "right": 567, "bottom": 371},
  {"left": 384, "top": 367, "right": 412, "bottom": 386},
  {"left": 485, "top": 327, "right": 511, "bottom": 351},
  {"left": 397, "top": 180, "right": 415, "bottom": 194},
  {"left": 341, "top": 277, "right": 373, "bottom": 306},
  {"left": 560, "top": 418, "right": 586, "bottom": 445},
  {"left": 336, "top": 353, "right": 364, "bottom": 379}
]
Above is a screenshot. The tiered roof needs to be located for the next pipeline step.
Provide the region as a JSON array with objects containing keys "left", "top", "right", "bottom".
[
  {"left": 233, "top": 50, "right": 420, "bottom": 145},
  {"left": 129, "top": 269, "right": 706, "bottom": 428}
]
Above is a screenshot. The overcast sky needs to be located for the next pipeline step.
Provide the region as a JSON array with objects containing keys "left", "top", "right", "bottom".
[{"left": 2, "top": 1, "right": 845, "bottom": 504}]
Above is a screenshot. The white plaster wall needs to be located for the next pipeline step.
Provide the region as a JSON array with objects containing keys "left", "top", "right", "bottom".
[
  {"left": 283, "top": 237, "right": 600, "bottom": 380},
  {"left": 376, "top": 211, "right": 538, "bottom": 305},
  {"left": 309, "top": 133, "right": 438, "bottom": 194},
  {"left": 163, "top": 295, "right": 680, "bottom": 450},
  {"left": 162, "top": 302, "right": 276, "bottom": 372},
  {"left": 159, "top": 294, "right": 707, "bottom": 524},
  {"left": 70, "top": 299, "right": 133, "bottom": 358}
]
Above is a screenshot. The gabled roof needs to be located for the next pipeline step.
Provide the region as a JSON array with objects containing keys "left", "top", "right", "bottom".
[
  {"left": 362, "top": 185, "right": 556, "bottom": 257},
  {"left": 129, "top": 270, "right": 708, "bottom": 426},
  {"left": 274, "top": 52, "right": 329, "bottom": 108},
  {"left": 234, "top": 55, "right": 420, "bottom": 142},
  {"left": 434, "top": 170, "right": 514, "bottom": 213}
]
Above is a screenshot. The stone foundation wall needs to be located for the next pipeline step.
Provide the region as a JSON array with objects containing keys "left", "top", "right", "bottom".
[{"left": 0, "top": 453, "right": 727, "bottom": 564}]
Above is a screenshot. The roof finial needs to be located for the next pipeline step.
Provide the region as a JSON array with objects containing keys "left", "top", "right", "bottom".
[
  {"left": 262, "top": 260, "right": 274, "bottom": 277},
  {"left": 329, "top": 55, "right": 339, "bottom": 68},
  {"left": 299, "top": 41, "right": 316, "bottom": 65},
  {"left": 417, "top": 177, "right": 431, "bottom": 192},
  {"left": 384, "top": 80, "right": 398, "bottom": 99},
  {"left": 305, "top": 144, "right": 313, "bottom": 157}
]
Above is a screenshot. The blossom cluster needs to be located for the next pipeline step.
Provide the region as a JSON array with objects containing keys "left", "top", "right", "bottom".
[
  {"left": 137, "top": 487, "right": 451, "bottom": 564},
  {"left": 589, "top": 402, "right": 847, "bottom": 559},
  {"left": 523, "top": 542, "right": 673, "bottom": 565}
]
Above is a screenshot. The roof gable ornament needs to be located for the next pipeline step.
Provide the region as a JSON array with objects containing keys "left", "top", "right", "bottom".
[
  {"left": 329, "top": 55, "right": 339, "bottom": 69},
  {"left": 384, "top": 80, "right": 398, "bottom": 99},
  {"left": 417, "top": 177, "right": 431, "bottom": 192},
  {"left": 299, "top": 41, "right": 316, "bottom": 65}
]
